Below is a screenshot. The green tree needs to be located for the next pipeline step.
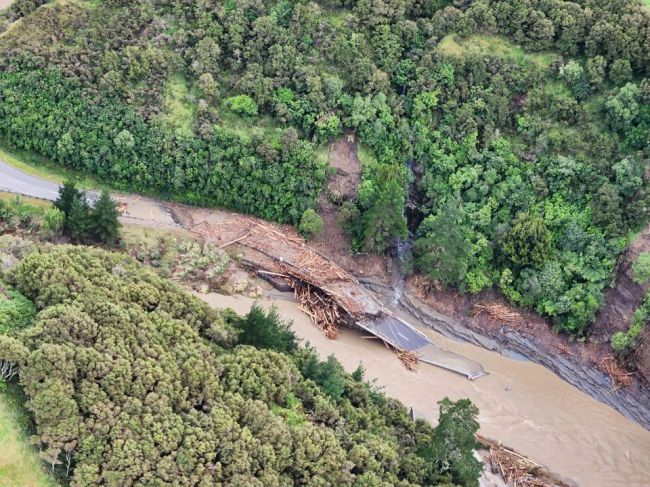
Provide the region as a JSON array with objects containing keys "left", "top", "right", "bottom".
[
  {"left": 236, "top": 303, "right": 296, "bottom": 353},
  {"left": 113, "top": 129, "right": 135, "bottom": 151},
  {"left": 225, "top": 95, "right": 258, "bottom": 116},
  {"left": 559, "top": 60, "right": 584, "bottom": 86},
  {"left": 300, "top": 353, "right": 346, "bottom": 403},
  {"left": 426, "top": 398, "right": 481, "bottom": 487},
  {"left": 586, "top": 56, "right": 607, "bottom": 89},
  {"left": 605, "top": 83, "right": 640, "bottom": 131},
  {"left": 359, "top": 167, "right": 408, "bottom": 254},
  {"left": 90, "top": 191, "right": 121, "bottom": 245},
  {"left": 415, "top": 200, "right": 471, "bottom": 289},
  {"left": 67, "top": 197, "right": 91, "bottom": 243},
  {"left": 502, "top": 213, "right": 552, "bottom": 267},
  {"left": 53, "top": 179, "right": 82, "bottom": 221},
  {"left": 609, "top": 59, "right": 633, "bottom": 85},
  {"left": 315, "top": 114, "right": 342, "bottom": 141},
  {"left": 298, "top": 209, "right": 323, "bottom": 239}
]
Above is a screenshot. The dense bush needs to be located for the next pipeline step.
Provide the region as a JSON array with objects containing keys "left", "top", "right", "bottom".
[
  {"left": 298, "top": 208, "right": 324, "bottom": 239},
  {"left": 0, "top": 285, "right": 35, "bottom": 334},
  {"left": 0, "top": 244, "right": 481, "bottom": 486}
]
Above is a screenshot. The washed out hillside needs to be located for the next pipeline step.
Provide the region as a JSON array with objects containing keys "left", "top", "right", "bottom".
[{"left": 0, "top": 0, "right": 650, "bottom": 486}]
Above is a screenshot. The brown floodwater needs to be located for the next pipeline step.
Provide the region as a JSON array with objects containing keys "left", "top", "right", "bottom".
[{"left": 199, "top": 292, "right": 650, "bottom": 487}]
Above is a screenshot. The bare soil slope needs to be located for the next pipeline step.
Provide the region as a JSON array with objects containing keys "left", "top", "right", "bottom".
[{"left": 592, "top": 224, "right": 650, "bottom": 382}]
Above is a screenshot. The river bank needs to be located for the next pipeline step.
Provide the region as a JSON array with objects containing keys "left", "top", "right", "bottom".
[
  {"left": 378, "top": 279, "right": 650, "bottom": 430},
  {"left": 197, "top": 290, "right": 650, "bottom": 487}
]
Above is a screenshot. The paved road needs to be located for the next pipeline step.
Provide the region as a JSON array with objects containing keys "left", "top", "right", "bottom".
[
  {"left": 360, "top": 314, "right": 487, "bottom": 379},
  {"left": 0, "top": 160, "right": 61, "bottom": 200},
  {"left": 0, "top": 160, "right": 100, "bottom": 203}
]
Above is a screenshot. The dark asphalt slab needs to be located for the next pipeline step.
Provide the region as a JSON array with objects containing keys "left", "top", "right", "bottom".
[
  {"left": 0, "top": 160, "right": 98, "bottom": 203},
  {"left": 0, "top": 160, "right": 61, "bottom": 200},
  {"left": 363, "top": 314, "right": 430, "bottom": 351}
]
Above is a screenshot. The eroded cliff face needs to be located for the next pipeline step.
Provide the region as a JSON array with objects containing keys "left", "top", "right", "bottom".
[
  {"left": 593, "top": 223, "right": 650, "bottom": 382},
  {"left": 360, "top": 277, "right": 650, "bottom": 431}
]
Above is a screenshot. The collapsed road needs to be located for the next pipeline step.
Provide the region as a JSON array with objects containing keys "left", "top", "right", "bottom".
[{"left": 0, "top": 157, "right": 487, "bottom": 379}]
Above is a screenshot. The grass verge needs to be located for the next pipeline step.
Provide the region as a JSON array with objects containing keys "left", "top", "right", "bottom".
[
  {"left": 0, "top": 140, "right": 107, "bottom": 191},
  {"left": 437, "top": 34, "right": 558, "bottom": 70},
  {"left": 0, "top": 192, "right": 52, "bottom": 212},
  {"left": 0, "top": 383, "right": 59, "bottom": 487}
]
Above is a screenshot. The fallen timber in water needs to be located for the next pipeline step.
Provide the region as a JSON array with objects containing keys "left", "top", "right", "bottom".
[{"left": 192, "top": 216, "right": 487, "bottom": 380}]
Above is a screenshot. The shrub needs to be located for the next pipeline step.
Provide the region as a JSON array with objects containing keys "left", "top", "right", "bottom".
[
  {"left": 41, "top": 207, "right": 65, "bottom": 237},
  {"left": 298, "top": 209, "right": 324, "bottom": 239},
  {"left": 632, "top": 252, "right": 650, "bottom": 285},
  {"left": 173, "top": 241, "right": 230, "bottom": 288},
  {"left": 0, "top": 200, "right": 15, "bottom": 230},
  {"left": 224, "top": 94, "right": 258, "bottom": 116},
  {"left": 611, "top": 331, "right": 632, "bottom": 353}
]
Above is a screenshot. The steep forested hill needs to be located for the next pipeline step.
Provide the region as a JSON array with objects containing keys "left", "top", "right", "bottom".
[{"left": 1, "top": 0, "right": 649, "bottom": 335}]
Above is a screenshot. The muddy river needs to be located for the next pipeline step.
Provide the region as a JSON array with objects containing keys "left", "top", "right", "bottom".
[{"left": 199, "top": 292, "right": 650, "bottom": 487}]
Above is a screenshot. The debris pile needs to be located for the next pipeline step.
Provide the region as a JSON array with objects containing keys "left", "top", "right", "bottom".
[
  {"left": 293, "top": 282, "right": 346, "bottom": 339},
  {"left": 473, "top": 303, "right": 525, "bottom": 327},
  {"left": 191, "top": 215, "right": 380, "bottom": 317},
  {"left": 598, "top": 354, "right": 633, "bottom": 388},
  {"left": 479, "top": 436, "right": 571, "bottom": 487},
  {"left": 396, "top": 349, "right": 419, "bottom": 370}
]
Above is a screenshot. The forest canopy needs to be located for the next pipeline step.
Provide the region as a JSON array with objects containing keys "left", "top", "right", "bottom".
[
  {"left": 1, "top": 0, "right": 649, "bottom": 334},
  {"left": 0, "top": 241, "right": 482, "bottom": 486}
]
